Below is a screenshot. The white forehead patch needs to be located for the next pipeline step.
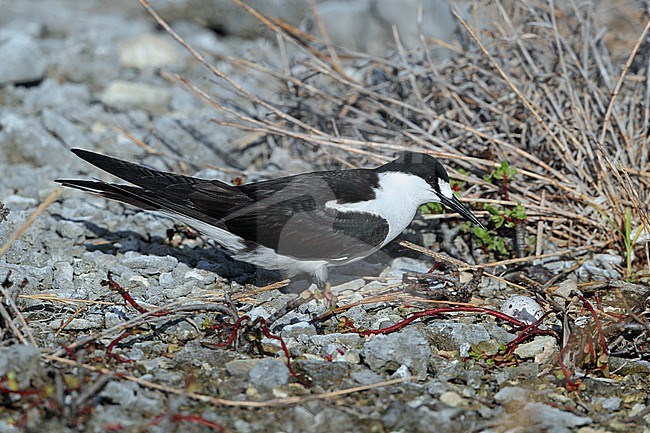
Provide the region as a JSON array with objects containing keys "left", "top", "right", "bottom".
[{"left": 438, "top": 179, "right": 453, "bottom": 199}]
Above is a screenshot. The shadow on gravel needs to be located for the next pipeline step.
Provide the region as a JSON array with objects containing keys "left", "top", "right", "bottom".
[{"left": 50, "top": 213, "right": 396, "bottom": 290}]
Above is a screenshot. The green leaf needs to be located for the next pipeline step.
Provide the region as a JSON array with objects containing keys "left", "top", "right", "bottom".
[
  {"left": 495, "top": 237, "right": 508, "bottom": 255},
  {"left": 511, "top": 203, "right": 527, "bottom": 220},
  {"left": 489, "top": 161, "right": 518, "bottom": 183},
  {"left": 419, "top": 202, "right": 444, "bottom": 214},
  {"left": 473, "top": 226, "right": 489, "bottom": 239}
]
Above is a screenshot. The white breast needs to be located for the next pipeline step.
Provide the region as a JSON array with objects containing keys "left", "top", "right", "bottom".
[{"left": 326, "top": 171, "right": 439, "bottom": 246}]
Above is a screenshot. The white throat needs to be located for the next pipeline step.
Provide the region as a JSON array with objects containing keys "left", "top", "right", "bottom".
[{"left": 326, "top": 171, "right": 440, "bottom": 246}]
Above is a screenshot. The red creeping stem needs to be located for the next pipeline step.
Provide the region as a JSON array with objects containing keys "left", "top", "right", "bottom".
[
  {"left": 214, "top": 315, "right": 250, "bottom": 348},
  {"left": 574, "top": 292, "right": 608, "bottom": 355},
  {"left": 106, "top": 330, "right": 135, "bottom": 363},
  {"left": 501, "top": 173, "right": 510, "bottom": 201},
  {"left": 356, "top": 306, "right": 527, "bottom": 336},
  {"left": 102, "top": 274, "right": 147, "bottom": 314},
  {"left": 503, "top": 312, "right": 553, "bottom": 354},
  {"left": 62, "top": 274, "right": 173, "bottom": 364},
  {"left": 353, "top": 306, "right": 559, "bottom": 368},
  {"left": 214, "top": 315, "right": 298, "bottom": 378},
  {"left": 102, "top": 273, "right": 170, "bottom": 316},
  {"left": 257, "top": 319, "right": 298, "bottom": 378},
  {"left": 558, "top": 344, "right": 581, "bottom": 391}
]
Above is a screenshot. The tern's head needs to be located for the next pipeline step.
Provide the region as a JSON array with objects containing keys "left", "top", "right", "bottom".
[{"left": 378, "top": 152, "right": 484, "bottom": 227}]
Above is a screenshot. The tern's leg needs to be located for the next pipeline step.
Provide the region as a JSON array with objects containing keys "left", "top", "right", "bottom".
[
  {"left": 310, "top": 265, "right": 337, "bottom": 308},
  {"left": 311, "top": 281, "right": 336, "bottom": 307},
  {"left": 267, "top": 276, "right": 336, "bottom": 324}
]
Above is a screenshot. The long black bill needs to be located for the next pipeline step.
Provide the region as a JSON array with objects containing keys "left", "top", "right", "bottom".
[{"left": 440, "top": 195, "right": 485, "bottom": 228}]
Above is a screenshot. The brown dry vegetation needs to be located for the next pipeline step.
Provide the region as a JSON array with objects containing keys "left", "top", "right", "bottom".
[{"left": 152, "top": 0, "right": 650, "bottom": 279}]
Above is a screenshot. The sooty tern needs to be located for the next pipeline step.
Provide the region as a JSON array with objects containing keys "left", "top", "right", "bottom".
[{"left": 58, "top": 149, "right": 483, "bottom": 300}]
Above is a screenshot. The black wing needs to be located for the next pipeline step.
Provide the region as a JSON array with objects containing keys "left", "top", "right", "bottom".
[
  {"left": 227, "top": 172, "right": 389, "bottom": 262},
  {"left": 59, "top": 149, "right": 389, "bottom": 262}
]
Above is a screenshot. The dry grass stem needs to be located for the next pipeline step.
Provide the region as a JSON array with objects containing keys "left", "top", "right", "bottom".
[{"left": 0, "top": 188, "right": 62, "bottom": 257}]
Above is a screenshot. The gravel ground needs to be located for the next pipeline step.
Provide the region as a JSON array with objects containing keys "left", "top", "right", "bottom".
[{"left": 1, "top": 1, "right": 649, "bottom": 432}]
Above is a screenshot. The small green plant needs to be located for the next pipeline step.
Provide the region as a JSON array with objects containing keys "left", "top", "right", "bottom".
[
  {"left": 474, "top": 226, "right": 509, "bottom": 256},
  {"left": 624, "top": 207, "right": 632, "bottom": 276},
  {"left": 419, "top": 202, "right": 443, "bottom": 214},
  {"left": 485, "top": 161, "right": 517, "bottom": 200},
  {"left": 592, "top": 205, "right": 645, "bottom": 279},
  {"left": 468, "top": 346, "right": 496, "bottom": 365},
  {"left": 485, "top": 203, "right": 527, "bottom": 228},
  {"left": 485, "top": 161, "right": 517, "bottom": 183},
  {"left": 473, "top": 204, "right": 528, "bottom": 257},
  {"left": 622, "top": 208, "right": 647, "bottom": 279},
  {"left": 459, "top": 221, "right": 473, "bottom": 233},
  {"left": 468, "top": 343, "right": 521, "bottom": 366}
]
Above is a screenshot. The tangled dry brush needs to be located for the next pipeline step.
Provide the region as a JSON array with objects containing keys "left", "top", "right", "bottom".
[{"left": 154, "top": 0, "right": 650, "bottom": 278}]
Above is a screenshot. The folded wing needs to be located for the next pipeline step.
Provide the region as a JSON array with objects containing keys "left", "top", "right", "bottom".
[{"left": 58, "top": 150, "right": 389, "bottom": 263}]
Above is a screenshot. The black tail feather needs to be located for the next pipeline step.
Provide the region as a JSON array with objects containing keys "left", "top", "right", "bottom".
[
  {"left": 58, "top": 149, "right": 252, "bottom": 232},
  {"left": 56, "top": 179, "right": 159, "bottom": 210},
  {"left": 56, "top": 178, "right": 229, "bottom": 230},
  {"left": 69, "top": 148, "right": 236, "bottom": 192}
]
